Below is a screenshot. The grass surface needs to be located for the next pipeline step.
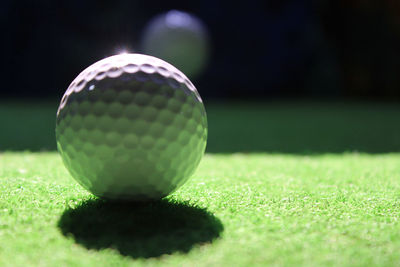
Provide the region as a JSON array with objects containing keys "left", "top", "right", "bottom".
[
  {"left": 2, "top": 100, "right": 400, "bottom": 153},
  {"left": 2, "top": 101, "right": 400, "bottom": 266},
  {"left": 2, "top": 152, "right": 400, "bottom": 266}
]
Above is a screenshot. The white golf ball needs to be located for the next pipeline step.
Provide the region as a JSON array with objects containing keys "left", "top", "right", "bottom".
[
  {"left": 141, "top": 10, "right": 210, "bottom": 79},
  {"left": 56, "top": 53, "right": 207, "bottom": 200}
]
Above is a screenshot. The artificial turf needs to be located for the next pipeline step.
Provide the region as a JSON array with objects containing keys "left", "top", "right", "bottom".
[
  {"left": 2, "top": 152, "right": 400, "bottom": 266},
  {"left": 2, "top": 101, "right": 400, "bottom": 266},
  {"left": 3, "top": 100, "right": 400, "bottom": 153}
]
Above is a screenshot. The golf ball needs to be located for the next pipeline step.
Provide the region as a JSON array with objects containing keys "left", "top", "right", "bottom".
[
  {"left": 141, "top": 10, "right": 209, "bottom": 79},
  {"left": 56, "top": 53, "right": 207, "bottom": 200}
]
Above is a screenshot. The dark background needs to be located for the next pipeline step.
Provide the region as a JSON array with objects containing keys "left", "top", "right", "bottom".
[{"left": 3, "top": 0, "right": 400, "bottom": 100}]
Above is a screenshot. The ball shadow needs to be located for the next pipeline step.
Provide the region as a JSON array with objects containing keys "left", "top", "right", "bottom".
[{"left": 58, "top": 198, "right": 223, "bottom": 258}]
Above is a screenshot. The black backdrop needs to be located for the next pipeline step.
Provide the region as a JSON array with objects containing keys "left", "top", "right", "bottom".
[{"left": 2, "top": 0, "right": 400, "bottom": 99}]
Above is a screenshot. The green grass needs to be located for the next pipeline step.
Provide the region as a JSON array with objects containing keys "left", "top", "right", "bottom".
[
  {"left": 2, "top": 152, "right": 400, "bottom": 266},
  {"left": 2, "top": 100, "right": 400, "bottom": 266},
  {"left": 2, "top": 100, "right": 400, "bottom": 153}
]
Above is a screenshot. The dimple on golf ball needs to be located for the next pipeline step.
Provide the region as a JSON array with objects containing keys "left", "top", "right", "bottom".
[{"left": 56, "top": 53, "right": 207, "bottom": 200}]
